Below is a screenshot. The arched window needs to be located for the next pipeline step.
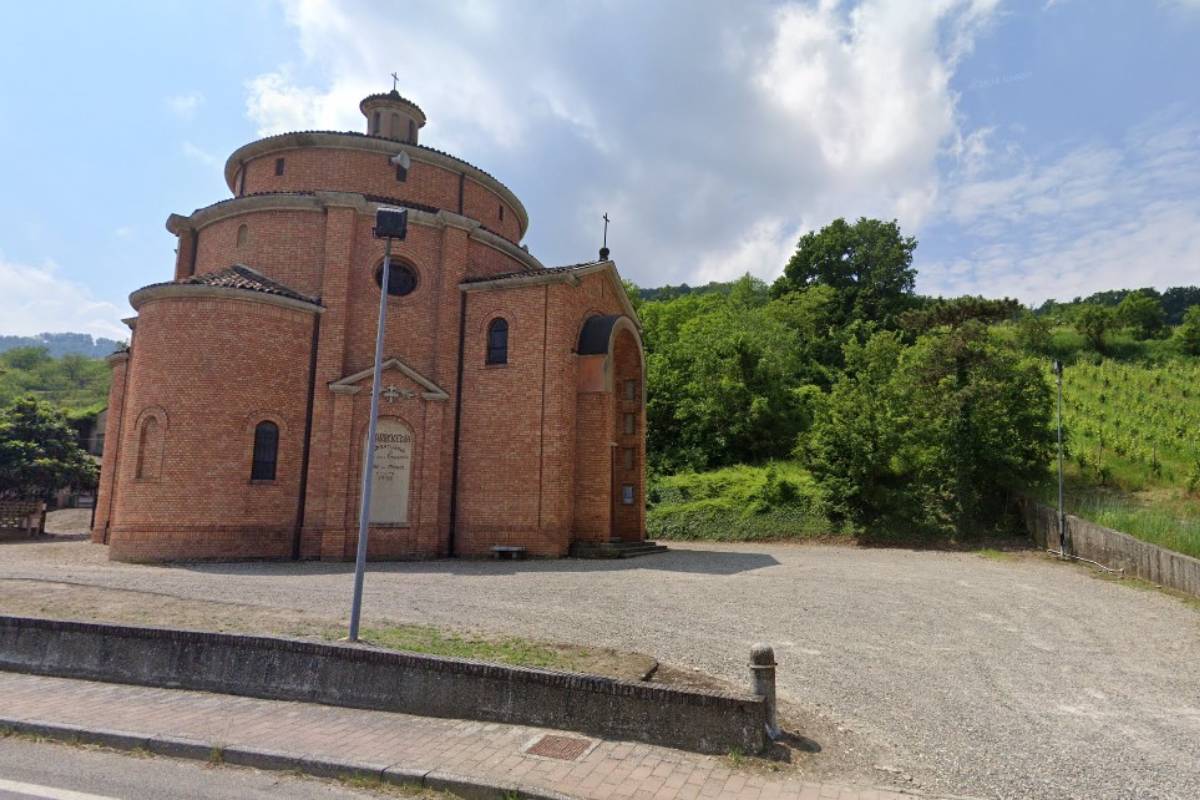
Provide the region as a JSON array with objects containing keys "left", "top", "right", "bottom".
[
  {"left": 408, "top": 119, "right": 416, "bottom": 143},
  {"left": 251, "top": 421, "right": 279, "bottom": 481},
  {"left": 486, "top": 318, "right": 508, "bottom": 365},
  {"left": 236, "top": 224, "right": 248, "bottom": 248},
  {"left": 391, "top": 112, "right": 401, "bottom": 139},
  {"left": 135, "top": 416, "right": 160, "bottom": 480}
]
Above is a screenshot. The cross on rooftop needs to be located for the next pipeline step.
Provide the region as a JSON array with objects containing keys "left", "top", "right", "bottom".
[{"left": 391, "top": 72, "right": 399, "bottom": 92}]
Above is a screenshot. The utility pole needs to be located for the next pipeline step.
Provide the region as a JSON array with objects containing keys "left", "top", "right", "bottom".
[
  {"left": 1054, "top": 359, "right": 1068, "bottom": 557},
  {"left": 348, "top": 206, "right": 407, "bottom": 642}
]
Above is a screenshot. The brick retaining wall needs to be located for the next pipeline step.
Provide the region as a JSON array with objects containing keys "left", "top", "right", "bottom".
[{"left": 0, "top": 616, "right": 767, "bottom": 755}]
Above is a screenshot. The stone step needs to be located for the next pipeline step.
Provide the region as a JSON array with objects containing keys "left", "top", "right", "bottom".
[{"left": 569, "top": 540, "right": 668, "bottom": 559}]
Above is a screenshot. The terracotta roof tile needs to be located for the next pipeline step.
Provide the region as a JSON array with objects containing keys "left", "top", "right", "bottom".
[{"left": 142, "top": 265, "right": 320, "bottom": 305}]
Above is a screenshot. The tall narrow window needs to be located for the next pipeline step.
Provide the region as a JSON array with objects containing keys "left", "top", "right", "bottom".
[
  {"left": 624, "top": 379, "right": 637, "bottom": 402},
  {"left": 274, "top": 157, "right": 285, "bottom": 176},
  {"left": 135, "top": 417, "right": 160, "bottom": 480},
  {"left": 391, "top": 112, "right": 401, "bottom": 139},
  {"left": 408, "top": 119, "right": 416, "bottom": 142},
  {"left": 622, "top": 484, "right": 635, "bottom": 505},
  {"left": 486, "top": 318, "right": 508, "bottom": 365},
  {"left": 372, "top": 110, "right": 381, "bottom": 134},
  {"left": 623, "top": 447, "right": 635, "bottom": 470},
  {"left": 251, "top": 421, "right": 279, "bottom": 481},
  {"left": 623, "top": 413, "right": 635, "bottom": 435},
  {"left": 236, "top": 224, "right": 248, "bottom": 248},
  {"left": 498, "top": 204, "right": 505, "bottom": 221}
]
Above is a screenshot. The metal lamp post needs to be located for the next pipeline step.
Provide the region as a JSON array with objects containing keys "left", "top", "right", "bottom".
[{"left": 348, "top": 206, "right": 407, "bottom": 642}]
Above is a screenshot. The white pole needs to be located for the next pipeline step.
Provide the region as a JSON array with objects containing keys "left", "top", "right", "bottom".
[{"left": 348, "top": 237, "right": 391, "bottom": 642}]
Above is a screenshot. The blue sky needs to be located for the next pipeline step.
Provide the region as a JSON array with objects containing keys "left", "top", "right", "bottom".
[{"left": 1, "top": 0, "right": 1198, "bottom": 340}]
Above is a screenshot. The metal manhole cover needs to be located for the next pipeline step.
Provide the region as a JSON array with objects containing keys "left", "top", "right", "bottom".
[{"left": 525, "top": 734, "right": 592, "bottom": 761}]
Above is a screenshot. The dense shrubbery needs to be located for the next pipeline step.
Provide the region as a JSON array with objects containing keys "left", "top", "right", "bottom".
[
  {"left": 646, "top": 462, "right": 836, "bottom": 541},
  {"left": 802, "top": 324, "right": 1053, "bottom": 539},
  {"left": 636, "top": 216, "right": 1200, "bottom": 544}
]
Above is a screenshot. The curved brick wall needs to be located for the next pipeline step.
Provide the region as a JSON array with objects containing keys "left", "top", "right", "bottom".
[
  {"left": 236, "top": 145, "right": 523, "bottom": 243},
  {"left": 108, "top": 295, "right": 318, "bottom": 562},
  {"left": 192, "top": 209, "right": 327, "bottom": 298}
]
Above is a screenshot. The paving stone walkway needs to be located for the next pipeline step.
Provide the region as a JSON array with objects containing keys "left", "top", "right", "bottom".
[{"left": 0, "top": 672, "right": 964, "bottom": 800}]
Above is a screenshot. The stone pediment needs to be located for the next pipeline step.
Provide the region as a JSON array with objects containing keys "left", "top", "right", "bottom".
[{"left": 328, "top": 357, "right": 449, "bottom": 401}]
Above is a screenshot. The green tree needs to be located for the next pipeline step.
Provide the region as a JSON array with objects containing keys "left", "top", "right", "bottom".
[
  {"left": 803, "top": 324, "right": 1052, "bottom": 538},
  {"left": 1074, "top": 304, "right": 1116, "bottom": 352},
  {"left": 621, "top": 279, "right": 644, "bottom": 316},
  {"left": 1178, "top": 305, "right": 1200, "bottom": 356},
  {"left": 772, "top": 217, "right": 918, "bottom": 328},
  {"left": 1014, "top": 311, "right": 1053, "bottom": 354},
  {"left": 898, "top": 296, "right": 1021, "bottom": 335},
  {"left": 645, "top": 293, "right": 812, "bottom": 471},
  {"left": 0, "top": 396, "right": 98, "bottom": 500},
  {"left": 1117, "top": 290, "right": 1165, "bottom": 340}
]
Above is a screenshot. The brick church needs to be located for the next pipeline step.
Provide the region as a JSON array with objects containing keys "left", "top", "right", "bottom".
[{"left": 91, "top": 89, "right": 647, "bottom": 562}]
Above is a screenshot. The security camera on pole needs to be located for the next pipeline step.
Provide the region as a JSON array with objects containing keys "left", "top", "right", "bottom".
[{"left": 348, "top": 206, "right": 407, "bottom": 642}]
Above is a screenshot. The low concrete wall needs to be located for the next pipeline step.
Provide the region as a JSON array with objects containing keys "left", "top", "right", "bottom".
[
  {"left": 1020, "top": 499, "right": 1200, "bottom": 597},
  {"left": 0, "top": 616, "right": 767, "bottom": 755}
]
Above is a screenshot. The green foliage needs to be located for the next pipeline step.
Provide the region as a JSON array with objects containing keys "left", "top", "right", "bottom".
[
  {"left": 1117, "top": 290, "right": 1166, "bottom": 340},
  {"left": 643, "top": 275, "right": 816, "bottom": 471},
  {"left": 1014, "top": 312, "right": 1053, "bottom": 355},
  {"left": 1055, "top": 359, "right": 1200, "bottom": 493},
  {"left": 0, "top": 396, "right": 98, "bottom": 500},
  {"left": 803, "top": 324, "right": 1053, "bottom": 538},
  {"left": 1074, "top": 304, "right": 1117, "bottom": 352},
  {"left": 898, "top": 296, "right": 1020, "bottom": 334},
  {"left": 772, "top": 217, "right": 918, "bottom": 328},
  {"left": 1177, "top": 305, "right": 1200, "bottom": 356},
  {"left": 0, "top": 347, "right": 111, "bottom": 412},
  {"left": 646, "top": 462, "right": 837, "bottom": 541}
]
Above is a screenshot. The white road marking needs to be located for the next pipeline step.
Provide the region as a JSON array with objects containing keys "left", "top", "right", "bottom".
[{"left": 0, "top": 778, "right": 121, "bottom": 800}]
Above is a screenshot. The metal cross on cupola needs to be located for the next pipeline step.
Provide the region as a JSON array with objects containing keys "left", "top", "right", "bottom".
[
  {"left": 600, "top": 212, "right": 611, "bottom": 260},
  {"left": 391, "top": 72, "right": 400, "bottom": 92}
]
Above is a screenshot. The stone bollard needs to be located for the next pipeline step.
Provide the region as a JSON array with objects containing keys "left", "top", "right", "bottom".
[{"left": 749, "top": 643, "right": 780, "bottom": 740}]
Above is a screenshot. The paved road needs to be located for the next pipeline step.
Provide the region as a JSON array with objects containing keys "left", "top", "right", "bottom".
[
  {"left": 0, "top": 736, "right": 414, "bottom": 799},
  {"left": 3, "top": 536, "right": 1199, "bottom": 799}
]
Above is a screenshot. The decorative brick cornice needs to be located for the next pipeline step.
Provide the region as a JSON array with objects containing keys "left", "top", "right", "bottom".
[
  {"left": 164, "top": 192, "right": 545, "bottom": 274},
  {"left": 461, "top": 260, "right": 640, "bottom": 324},
  {"left": 222, "top": 131, "right": 528, "bottom": 235}
]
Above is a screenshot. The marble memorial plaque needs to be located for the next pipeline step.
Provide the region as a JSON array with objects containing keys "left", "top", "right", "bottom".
[{"left": 368, "top": 418, "right": 412, "bottom": 525}]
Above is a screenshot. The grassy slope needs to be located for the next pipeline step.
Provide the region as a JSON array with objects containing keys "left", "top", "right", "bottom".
[
  {"left": 993, "top": 322, "right": 1200, "bottom": 558},
  {"left": 647, "top": 461, "right": 846, "bottom": 541},
  {"left": 1038, "top": 354, "right": 1200, "bottom": 559}
]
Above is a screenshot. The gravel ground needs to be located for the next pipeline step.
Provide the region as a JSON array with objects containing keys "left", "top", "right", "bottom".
[{"left": 3, "top": 524, "right": 1199, "bottom": 799}]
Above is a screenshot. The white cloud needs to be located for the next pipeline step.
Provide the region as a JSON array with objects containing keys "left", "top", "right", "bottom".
[
  {"left": 181, "top": 141, "right": 221, "bottom": 167},
  {"left": 0, "top": 255, "right": 128, "bottom": 340},
  {"left": 922, "top": 112, "right": 1200, "bottom": 303},
  {"left": 166, "top": 92, "right": 204, "bottom": 121},
  {"left": 239, "top": 0, "right": 1002, "bottom": 289}
]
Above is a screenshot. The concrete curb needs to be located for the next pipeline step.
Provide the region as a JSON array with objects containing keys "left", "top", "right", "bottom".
[{"left": 0, "top": 716, "right": 579, "bottom": 800}]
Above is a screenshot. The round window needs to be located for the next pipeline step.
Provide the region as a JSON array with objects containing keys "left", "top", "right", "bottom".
[{"left": 375, "top": 261, "right": 418, "bottom": 296}]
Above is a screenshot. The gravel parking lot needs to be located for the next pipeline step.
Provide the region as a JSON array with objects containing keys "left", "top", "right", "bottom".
[{"left": 3, "top": 529, "right": 1198, "bottom": 800}]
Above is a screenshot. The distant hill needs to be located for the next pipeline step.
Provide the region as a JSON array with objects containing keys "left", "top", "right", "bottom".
[{"left": 0, "top": 333, "right": 125, "bottom": 359}]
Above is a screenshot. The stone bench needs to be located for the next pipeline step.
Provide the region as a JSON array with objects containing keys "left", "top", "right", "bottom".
[{"left": 490, "top": 545, "right": 527, "bottom": 560}]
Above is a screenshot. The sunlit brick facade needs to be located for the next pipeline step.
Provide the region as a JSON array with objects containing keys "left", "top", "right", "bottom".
[{"left": 92, "top": 90, "right": 645, "bottom": 562}]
